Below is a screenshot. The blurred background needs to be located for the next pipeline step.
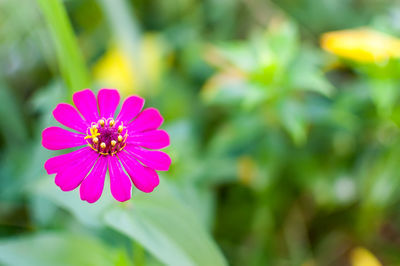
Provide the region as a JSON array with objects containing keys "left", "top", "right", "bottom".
[{"left": 1, "top": 0, "right": 400, "bottom": 265}]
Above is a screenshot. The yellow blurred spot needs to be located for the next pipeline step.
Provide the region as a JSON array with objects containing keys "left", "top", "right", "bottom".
[
  {"left": 237, "top": 156, "right": 256, "bottom": 185},
  {"left": 93, "top": 34, "right": 165, "bottom": 95},
  {"left": 93, "top": 45, "right": 137, "bottom": 94},
  {"left": 321, "top": 28, "right": 400, "bottom": 63},
  {"left": 351, "top": 247, "right": 382, "bottom": 266}
]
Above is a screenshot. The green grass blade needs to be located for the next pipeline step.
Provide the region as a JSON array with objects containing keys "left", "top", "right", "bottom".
[{"left": 36, "top": 0, "right": 91, "bottom": 97}]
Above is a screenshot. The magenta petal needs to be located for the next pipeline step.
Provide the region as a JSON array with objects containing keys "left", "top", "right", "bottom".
[
  {"left": 127, "top": 130, "right": 170, "bottom": 149},
  {"left": 55, "top": 150, "right": 99, "bottom": 191},
  {"left": 118, "top": 151, "right": 159, "bottom": 193},
  {"left": 53, "top": 103, "right": 88, "bottom": 133},
  {"left": 42, "top": 127, "right": 86, "bottom": 150},
  {"left": 80, "top": 156, "right": 108, "bottom": 203},
  {"left": 116, "top": 96, "right": 145, "bottom": 124},
  {"left": 108, "top": 156, "right": 132, "bottom": 202},
  {"left": 124, "top": 145, "right": 171, "bottom": 171},
  {"left": 98, "top": 88, "right": 120, "bottom": 118},
  {"left": 73, "top": 89, "right": 99, "bottom": 122},
  {"left": 127, "top": 108, "right": 163, "bottom": 133},
  {"left": 44, "top": 147, "right": 92, "bottom": 175}
]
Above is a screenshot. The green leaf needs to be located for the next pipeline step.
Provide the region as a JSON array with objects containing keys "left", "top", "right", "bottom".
[
  {"left": 104, "top": 182, "right": 227, "bottom": 266},
  {"left": 369, "top": 78, "right": 398, "bottom": 117},
  {"left": 0, "top": 82, "right": 27, "bottom": 144},
  {"left": 215, "top": 42, "right": 258, "bottom": 73},
  {"left": 202, "top": 76, "right": 249, "bottom": 107},
  {"left": 279, "top": 99, "right": 308, "bottom": 146},
  {"left": 33, "top": 177, "right": 226, "bottom": 266},
  {"left": 289, "top": 50, "right": 334, "bottom": 97},
  {"left": 33, "top": 177, "right": 112, "bottom": 228},
  {"left": 266, "top": 19, "right": 298, "bottom": 69},
  {"left": 0, "top": 232, "right": 121, "bottom": 266},
  {"left": 36, "top": 0, "right": 90, "bottom": 97}
]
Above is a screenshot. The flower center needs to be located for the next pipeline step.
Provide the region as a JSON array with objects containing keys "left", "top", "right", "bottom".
[{"left": 85, "top": 118, "right": 128, "bottom": 156}]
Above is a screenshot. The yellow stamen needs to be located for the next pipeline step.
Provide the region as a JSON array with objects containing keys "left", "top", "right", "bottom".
[
  {"left": 93, "top": 137, "right": 99, "bottom": 144},
  {"left": 109, "top": 120, "right": 115, "bottom": 127},
  {"left": 84, "top": 127, "right": 100, "bottom": 139},
  {"left": 119, "top": 143, "right": 126, "bottom": 152},
  {"left": 111, "top": 140, "right": 117, "bottom": 146},
  {"left": 118, "top": 135, "right": 123, "bottom": 142},
  {"left": 100, "top": 142, "right": 106, "bottom": 149},
  {"left": 118, "top": 125, "right": 123, "bottom": 133},
  {"left": 99, "top": 119, "right": 105, "bottom": 126}
]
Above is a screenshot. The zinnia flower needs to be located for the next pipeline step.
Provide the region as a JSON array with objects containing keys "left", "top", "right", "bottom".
[
  {"left": 42, "top": 89, "right": 171, "bottom": 203},
  {"left": 321, "top": 28, "right": 400, "bottom": 63}
]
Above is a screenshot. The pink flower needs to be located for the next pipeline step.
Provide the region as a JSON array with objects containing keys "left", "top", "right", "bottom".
[{"left": 42, "top": 89, "right": 171, "bottom": 203}]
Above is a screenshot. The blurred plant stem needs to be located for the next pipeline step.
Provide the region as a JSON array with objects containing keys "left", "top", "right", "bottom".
[
  {"left": 36, "top": 0, "right": 91, "bottom": 98},
  {"left": 133, "top": 241, "right": 145, "bottom": 266},
  {"left": 96, "top": 0, "right": 145, "bottom": 90}
]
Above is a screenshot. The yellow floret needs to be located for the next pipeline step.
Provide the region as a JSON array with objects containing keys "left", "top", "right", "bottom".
[{"left": 321, "top": 28, "right": 400, "bottom": 63}]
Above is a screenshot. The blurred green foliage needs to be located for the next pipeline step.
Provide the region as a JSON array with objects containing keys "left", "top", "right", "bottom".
[{"left": 1, "top": 0, "right": 400, "bottom": 265}]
